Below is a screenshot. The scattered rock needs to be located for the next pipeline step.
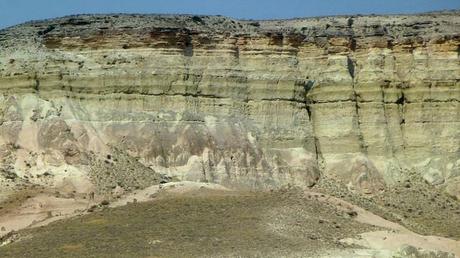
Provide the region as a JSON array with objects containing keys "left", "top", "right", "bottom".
[
  {"left": 423, "top": 168, "right": 445, "bottom": 186},
  {"left": 396, "top": 244, "right": 455, "bottom": 258}
]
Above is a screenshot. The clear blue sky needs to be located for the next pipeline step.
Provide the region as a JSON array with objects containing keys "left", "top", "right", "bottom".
[{"left": 1, "top": 0, "right": 459, "bottom": 29}]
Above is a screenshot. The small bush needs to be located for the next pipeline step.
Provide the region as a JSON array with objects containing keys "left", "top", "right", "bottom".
[{"left": 191, "top": 16, "right": 204, "bottom": 24}]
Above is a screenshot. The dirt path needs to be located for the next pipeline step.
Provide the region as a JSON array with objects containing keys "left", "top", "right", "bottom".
[
  {"left": 0, "top": 182, "right": 229, "bottom": 239},
  {"left": 305, "top": 191, "right": 460, "bottom": 257},
  {"left": 0, "top": 194, "right": 92, "bottom": 239}
]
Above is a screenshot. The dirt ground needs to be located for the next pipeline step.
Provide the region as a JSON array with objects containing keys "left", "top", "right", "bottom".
[
  {"left": 313, "top": 175, "right": 460, "bottom": 240},
  {"left": 0, "top": 188, "right": 376, "bottom": 258},
  {"left": 0, "top": 179, "right": 459, "bottom": 258}
]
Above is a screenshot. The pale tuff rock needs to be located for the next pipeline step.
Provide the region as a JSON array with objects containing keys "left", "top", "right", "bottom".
[
  {"left": 423, "top": 168, "right": 445, "bottom": 186},
  {"left": 0, "top": 12, "right": 458, "bottom": 195},
  {"left": 394, "top": 244, "right": 455, "bottom": 258}
]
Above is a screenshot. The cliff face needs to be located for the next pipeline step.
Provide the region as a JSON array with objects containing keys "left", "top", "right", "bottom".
[{"left": 0, "top": 13, "right": 459, "bottom": 195}]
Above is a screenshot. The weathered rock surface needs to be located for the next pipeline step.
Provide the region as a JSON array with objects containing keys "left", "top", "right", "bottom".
[{"left": 0, "top": 12, "right": 459, "bottom": 195}]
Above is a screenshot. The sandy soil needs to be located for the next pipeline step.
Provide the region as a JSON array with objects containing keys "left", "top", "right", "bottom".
[
  {"left": 0, "top": 183, "right": 459, "bottom": 257},
  {"left": 0, "top": 194, "right": 92, "bottom": 239},
  {"left": 109, "top": 181, "right": 231, "bottom": 207},
  {"left": 305, "top": 191, "right": 460, "bottom": 256},
  {"left": 0, "top": 181, "right": 228, "bottom": 238}
]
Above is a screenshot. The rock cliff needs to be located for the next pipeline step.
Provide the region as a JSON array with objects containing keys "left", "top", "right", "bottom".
[{"left": 0, "top": 12, "right": 459, "bottom": 197}]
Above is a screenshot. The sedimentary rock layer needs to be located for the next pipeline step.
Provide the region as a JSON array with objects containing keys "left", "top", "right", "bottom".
[{"left": 0, "top": 12, "right": 459, "bottom": 194}]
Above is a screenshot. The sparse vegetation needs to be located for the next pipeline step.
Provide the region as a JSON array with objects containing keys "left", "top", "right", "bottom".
[
  {"left": 191, "top": 15, "right": 204, "bottom": 24},
  {"left": 0, "top": 189, "right": 376, "bottom": 257},
  {"left": 313, "top": 175, "right": 460, "bottom": 239}
]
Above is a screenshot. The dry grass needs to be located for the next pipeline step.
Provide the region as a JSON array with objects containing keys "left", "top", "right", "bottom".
[{"left": 0, "top": 188, "right": 375, "bottom": 258}]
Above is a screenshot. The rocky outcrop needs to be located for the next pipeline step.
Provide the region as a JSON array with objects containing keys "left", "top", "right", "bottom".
[{"left": 0, "top": 12, "right": 458, "bottom": 195}]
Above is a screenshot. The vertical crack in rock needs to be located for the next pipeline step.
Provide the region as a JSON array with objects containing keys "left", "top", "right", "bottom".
[
  {"left": 313, "top": 136, "right": 324, "bottom": 171},
  {"left": 302, "top": 80, "right": 324, "bottom": 170},
  {"left": 347, "top": 54, "right": 367, "bottom": 154},
  {"left": 33, "top": 75, "right": 40, "bottom": 93},
  {"left": 396, "top": 91, "right": 407, "bottom": 148},
  {"left": 395, "top": 92, "right": 406, "bottom": 105},
  {"left": 347, "top": 17, "right": 357, "bottom": 52},
  {"left": 233, "top": 41, "right": 240, "bottom": 59},
  {"left": 347, "top": 17, "right": 354, "bottom": 28},
  {"left": 380, "top": 83, "right": 402, "bottom": 169},
  {"left": 347, "top": 56, "right": 355, "bottom": 79},
  {"left": 183, "top": 33, "right": 193, "bottom": 57},
  {"left": 303, "top": 80, "right": 315, "bottom": 122},
  {"left": 34, "top": 79, "right": 40, "bottom": 92},
  {"left": 396, "top": 91, "right": 406, "bottom": 127},
  {"left": 346, "top": 16, "right": 367, "bottom": 154},
  {"left": 305, "top": 105, "right": 312, "bottom": 121}
]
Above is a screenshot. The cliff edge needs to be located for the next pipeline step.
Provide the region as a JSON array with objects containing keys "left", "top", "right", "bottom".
[{"left": 0, "top": 12, "right": 459, "bottom": 196}]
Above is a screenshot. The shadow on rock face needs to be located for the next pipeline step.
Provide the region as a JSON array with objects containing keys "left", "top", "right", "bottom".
[{"left": 101, "top": 118, "right": 320, "bottom": 190}]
